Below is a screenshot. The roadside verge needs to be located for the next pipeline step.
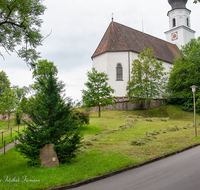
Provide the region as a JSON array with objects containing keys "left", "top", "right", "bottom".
[{"left": 49, "top": 143, "right": 200, "bottom": 190}]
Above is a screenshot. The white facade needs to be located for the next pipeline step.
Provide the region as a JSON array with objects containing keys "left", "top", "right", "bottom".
[
  {"left": 165, "top": 8, "right": 195, "bottom": 48},
  {"left": 93, "top": 52, "right": 172, "bottom": 97}
]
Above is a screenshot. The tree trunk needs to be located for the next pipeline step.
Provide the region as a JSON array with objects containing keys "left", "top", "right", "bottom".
[
  {"left": 148, "top": 101, "right": 151, "bottom": 113},
  {"left": 98, "top": 105, "right": 101, "bottom": 117}
]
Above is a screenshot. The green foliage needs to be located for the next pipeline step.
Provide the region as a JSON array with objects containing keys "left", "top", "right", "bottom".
[
  {"left": 0, "top": 87, "right": 17, "bottom": 129},
  {"left": 126, "top": 47, "right": 167, "bottom": 112},
  {"left": 16, "top": 60, "right": 83, "bottom": 166},
  {"left": 82, "top": 68, "right": 116, "bottom": 117},
  {"left": 0, "top": 70, "right": 10, "bottom": 97},
  {"left": 167, "top": 37, "right": 200, "bottom": 113},
  {"left": 73, "top": 109, "right": 90, "bottom": 125},
  {"left": 0, "top": 0, "right": 46, "bottom": 65},
  {"left": 194, "top": 0, "right": 200, "bottom": 3},
  {"left": 12, "top": 86, "right": 30, "bottom": 125}
]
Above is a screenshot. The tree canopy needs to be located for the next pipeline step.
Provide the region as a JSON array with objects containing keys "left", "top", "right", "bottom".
[
  {"left": 82, "top": 68, "right": 115, "bottom": 117},
  {"left": 0, "top": 0, "right": 46, "bottom": 66},
  {"left": 0, "top": 70, "right": 10, "bottom": 96},
  {"left": 126, "top": 47, "right": 167, "bottom": 112},
  {"left": 167, "top": 37, "right": 200, "bottom": 112}
]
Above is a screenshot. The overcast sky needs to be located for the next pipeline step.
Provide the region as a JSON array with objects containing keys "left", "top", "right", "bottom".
[{"left": 1, "top": 0, "right": 200, "bottom": 101}]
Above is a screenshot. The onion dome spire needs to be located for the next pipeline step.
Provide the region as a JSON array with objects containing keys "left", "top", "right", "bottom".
[{"left": 168, "top": 0, "right": 188, "bottom": 9}]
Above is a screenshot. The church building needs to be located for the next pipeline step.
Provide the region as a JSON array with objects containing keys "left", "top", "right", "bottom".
[{"left": 91, "top": 0, "right": 195, "bottom": 100}]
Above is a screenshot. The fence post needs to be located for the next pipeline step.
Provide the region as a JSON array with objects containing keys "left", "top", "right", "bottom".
[
  {"left": 4, "top": 140, "right": 5, "bottom": 154},
  {"left": 11, "top": 128, "right": 12, "bottom": 137},
  {"left": 2, "top": 132, "right": 3, "bottom": 143}
]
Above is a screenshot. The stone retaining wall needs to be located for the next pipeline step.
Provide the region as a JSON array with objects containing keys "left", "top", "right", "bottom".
[{"left": 94, "top": 97, "right": 164, "bottom": 111}]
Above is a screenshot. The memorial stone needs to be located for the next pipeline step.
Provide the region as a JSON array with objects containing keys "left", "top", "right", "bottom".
[{"left": 39, "top": 144, "right": 59, "bottom": 168}]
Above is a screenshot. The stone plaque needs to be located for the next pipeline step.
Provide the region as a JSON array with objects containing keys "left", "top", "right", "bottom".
[{"left": 39, "top": 144, "right": 59, "bottom": 168}]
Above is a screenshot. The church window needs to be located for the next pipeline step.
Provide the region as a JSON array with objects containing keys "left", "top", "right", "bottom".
[
  {"left": 116, "top": 63, "right": 123, "bottom": 81},
  {"left": 187, "top": 18, "right": 189, "bottom": 27},
  {"left": 172, "top": 18, "right": 176, "bottom": 27}
]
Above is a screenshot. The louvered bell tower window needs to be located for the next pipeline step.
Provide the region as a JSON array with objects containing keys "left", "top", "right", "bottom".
[{"left": 116, "top": 63, "right": 123, "bottom": 81}]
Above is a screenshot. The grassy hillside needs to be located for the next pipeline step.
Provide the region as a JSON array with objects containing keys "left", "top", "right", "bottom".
[{"left": 0, "top": 105, "right": 200, "bottom": 190}]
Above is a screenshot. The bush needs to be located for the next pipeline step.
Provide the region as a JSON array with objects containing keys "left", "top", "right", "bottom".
[{"left": 73, "top": 109, "right": 90, "bottom": 125}]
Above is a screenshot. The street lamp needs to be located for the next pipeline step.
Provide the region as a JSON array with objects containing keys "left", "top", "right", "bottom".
[{"left": 190, "top": 85, "right": 198, "bottom": 137}]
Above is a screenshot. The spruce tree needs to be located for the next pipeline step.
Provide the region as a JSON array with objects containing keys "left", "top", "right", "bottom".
[{"left": 16, "top": 60, "right": 83, "bottom": 166}]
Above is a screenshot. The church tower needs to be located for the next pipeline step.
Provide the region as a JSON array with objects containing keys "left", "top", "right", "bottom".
[{"left": 165, "top": 0, "right": 195, "bottom": 48}]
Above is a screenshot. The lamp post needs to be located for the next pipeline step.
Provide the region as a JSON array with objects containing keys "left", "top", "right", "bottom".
[{"left": 190, "top": 85, "right": 198, "bottom": 137}]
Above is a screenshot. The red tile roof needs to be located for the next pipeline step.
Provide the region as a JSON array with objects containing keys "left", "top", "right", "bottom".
[{"left": 92, "top": 22, "right": 180, "bottom": 63}]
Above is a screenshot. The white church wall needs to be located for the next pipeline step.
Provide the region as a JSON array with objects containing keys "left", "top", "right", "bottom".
[
  {"left": 129, "top": 51, "right": 141, "bottom": 75},
  {"left": 107, "top": 52, "right": 129, "bottom": 97},
  {"left": 163, "top": 61, "right": 173, "bottom": 74},
  {"left": 93, "top": 53, "right": 108, "bottom": 73},
  {"left": 93, "top": 51, "right": 174, "bottom": 98}
]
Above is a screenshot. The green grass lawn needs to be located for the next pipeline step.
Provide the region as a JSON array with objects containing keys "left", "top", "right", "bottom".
[{"left": 1, "top": 105, "right": 200, "bottom": 190}]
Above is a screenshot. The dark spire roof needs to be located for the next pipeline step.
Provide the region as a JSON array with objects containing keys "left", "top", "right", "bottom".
[
  {"left": 92, "top": 22, "right": 180, "bottom": 63},
  {"left": 168, "top": 0, "right": 188, "bottom": 10}
]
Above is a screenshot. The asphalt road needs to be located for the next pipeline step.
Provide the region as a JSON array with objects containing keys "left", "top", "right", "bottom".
[{"left": 70, "top": 146, "right": 200, "bottom": 190}]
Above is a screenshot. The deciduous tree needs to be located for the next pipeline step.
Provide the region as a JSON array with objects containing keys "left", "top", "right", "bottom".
[
  {"left": 126, "top": 47, "right": 167, "bottom": 112},
  {"left": 167, "top": 37, "right": 200, "bottom": 112},
  {"left": 82, "top": 68, "right": 115, "bottom": 117},
  {"left": 13, "top": 85, "right": 30, "bottom": 125},
  {"left": 0, "top": 0, "right": 46, "bottom": 66},
  {"left": 0, "top": 87, "right": 17, "bottom": 129}
]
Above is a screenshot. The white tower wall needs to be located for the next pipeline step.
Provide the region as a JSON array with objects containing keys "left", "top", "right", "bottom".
[{"left": 165, "top": 8, "right": 195, "bottom": 48}]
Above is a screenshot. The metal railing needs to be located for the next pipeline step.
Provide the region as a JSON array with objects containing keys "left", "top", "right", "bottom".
[
  {"left": 1, "top": 136, "right": 19, "bottom": 154},
  {"left": 0, "top": 123, "right": 26, "bottom": 144}
]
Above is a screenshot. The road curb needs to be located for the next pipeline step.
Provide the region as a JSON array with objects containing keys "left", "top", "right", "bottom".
[{"left": 49, "top": 143, "right": 200, "bottom": 190}]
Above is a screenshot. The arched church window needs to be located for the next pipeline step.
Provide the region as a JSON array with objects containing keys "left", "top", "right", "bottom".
[
  {"left": 116, "top": 63, "right": 123, "bottom": 81},
  {"left": 187, "top": 18, "right": 189, "bottom": 27},
  {"left": 172, "top": 18, "right": 176, "bottom": 27}
]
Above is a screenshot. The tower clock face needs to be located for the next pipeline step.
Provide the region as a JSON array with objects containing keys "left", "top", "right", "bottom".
[{"left": 171, "top": 32, "right": 178, "bottom": 41}]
